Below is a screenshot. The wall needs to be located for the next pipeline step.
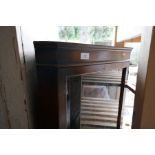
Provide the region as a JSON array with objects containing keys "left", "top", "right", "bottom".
[
  {"left": 20, "top": 26, "right": 59, "bottom": 128},
  {"left": 117, "top": 26, "right": 143, "bottom": 42},
  {"left": 140, "top": 27, "right": 155, "bottom": 128},
  {"left": 0, "top": 26, "right": 59, "bottom": 128},
  {"left": 115, "top": 26, "right": 155, "bottom": 128},
  {"left": 132, "top": 27, "right": 155, "bottom": 128},
  {"left": 0, "top": 26, "right": 29, "bottom": 128}
]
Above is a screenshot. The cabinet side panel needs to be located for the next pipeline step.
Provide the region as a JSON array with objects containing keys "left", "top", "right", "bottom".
[{"left": 36, "top": 66, "right": 59, "bottom": 128}]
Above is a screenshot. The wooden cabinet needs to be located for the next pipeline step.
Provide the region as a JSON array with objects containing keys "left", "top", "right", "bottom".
[{"left": 34, "top": 41, "right": 132, "bottom": 129}]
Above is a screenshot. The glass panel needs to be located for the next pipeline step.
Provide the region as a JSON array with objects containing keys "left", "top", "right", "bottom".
[
  {"left": 121, "top": 42, "right": 140, "bottom": 129},
  {"left": 82, "top": 85, "right": 120, "bottom": 100},
  {"left": 121, "top": 88, "right": 135, "bottom": 129},
  {"left": 67, "top": 70, "right": 123, "bottom": 129}
]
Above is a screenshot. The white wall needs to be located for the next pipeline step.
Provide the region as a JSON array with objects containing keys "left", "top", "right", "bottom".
[{"left": 21, "top": 26, "right": 59, "bottom": 72}]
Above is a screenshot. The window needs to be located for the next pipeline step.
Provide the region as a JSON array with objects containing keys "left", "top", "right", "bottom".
[{"left": 58, "top": 26, "right": 115, "bottom": 45}]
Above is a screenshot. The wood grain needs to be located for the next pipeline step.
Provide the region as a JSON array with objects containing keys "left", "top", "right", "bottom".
[{"left": 34, "top": 41, "right": 132, "bottom": 129}]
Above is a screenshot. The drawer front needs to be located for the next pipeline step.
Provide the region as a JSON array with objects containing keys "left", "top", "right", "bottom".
[{"left": 57, "top": 49, "right": 130, "bottom": 65}]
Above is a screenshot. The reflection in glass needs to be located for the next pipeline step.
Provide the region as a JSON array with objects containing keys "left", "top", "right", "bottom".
[{"left": 68, "top": 70, "right": 123, "bottom": 129}]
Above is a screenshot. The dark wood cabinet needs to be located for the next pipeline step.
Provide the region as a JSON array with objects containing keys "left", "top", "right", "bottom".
[{"left": 34, "top": 41, "right": 132, "bottom": 129}]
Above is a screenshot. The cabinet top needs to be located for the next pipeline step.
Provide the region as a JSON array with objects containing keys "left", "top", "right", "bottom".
[
  {"left": 33, "top": 41, "right": 132, "bottom": 52},
  {"left": 34, "top": 41, "right": 132, "bottom": 67}
]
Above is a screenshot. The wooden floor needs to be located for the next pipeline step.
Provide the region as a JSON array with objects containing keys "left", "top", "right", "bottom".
[{"left": 80, "top": 97, "right": 119, "bottom": 129}]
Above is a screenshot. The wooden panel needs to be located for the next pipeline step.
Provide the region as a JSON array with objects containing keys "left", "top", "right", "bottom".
[
  {"left": 36, "top": 66, "right": 59, "bottom": 128},
  {"left": 34, "top": 41, "right": 132, "bottom": 66}
]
